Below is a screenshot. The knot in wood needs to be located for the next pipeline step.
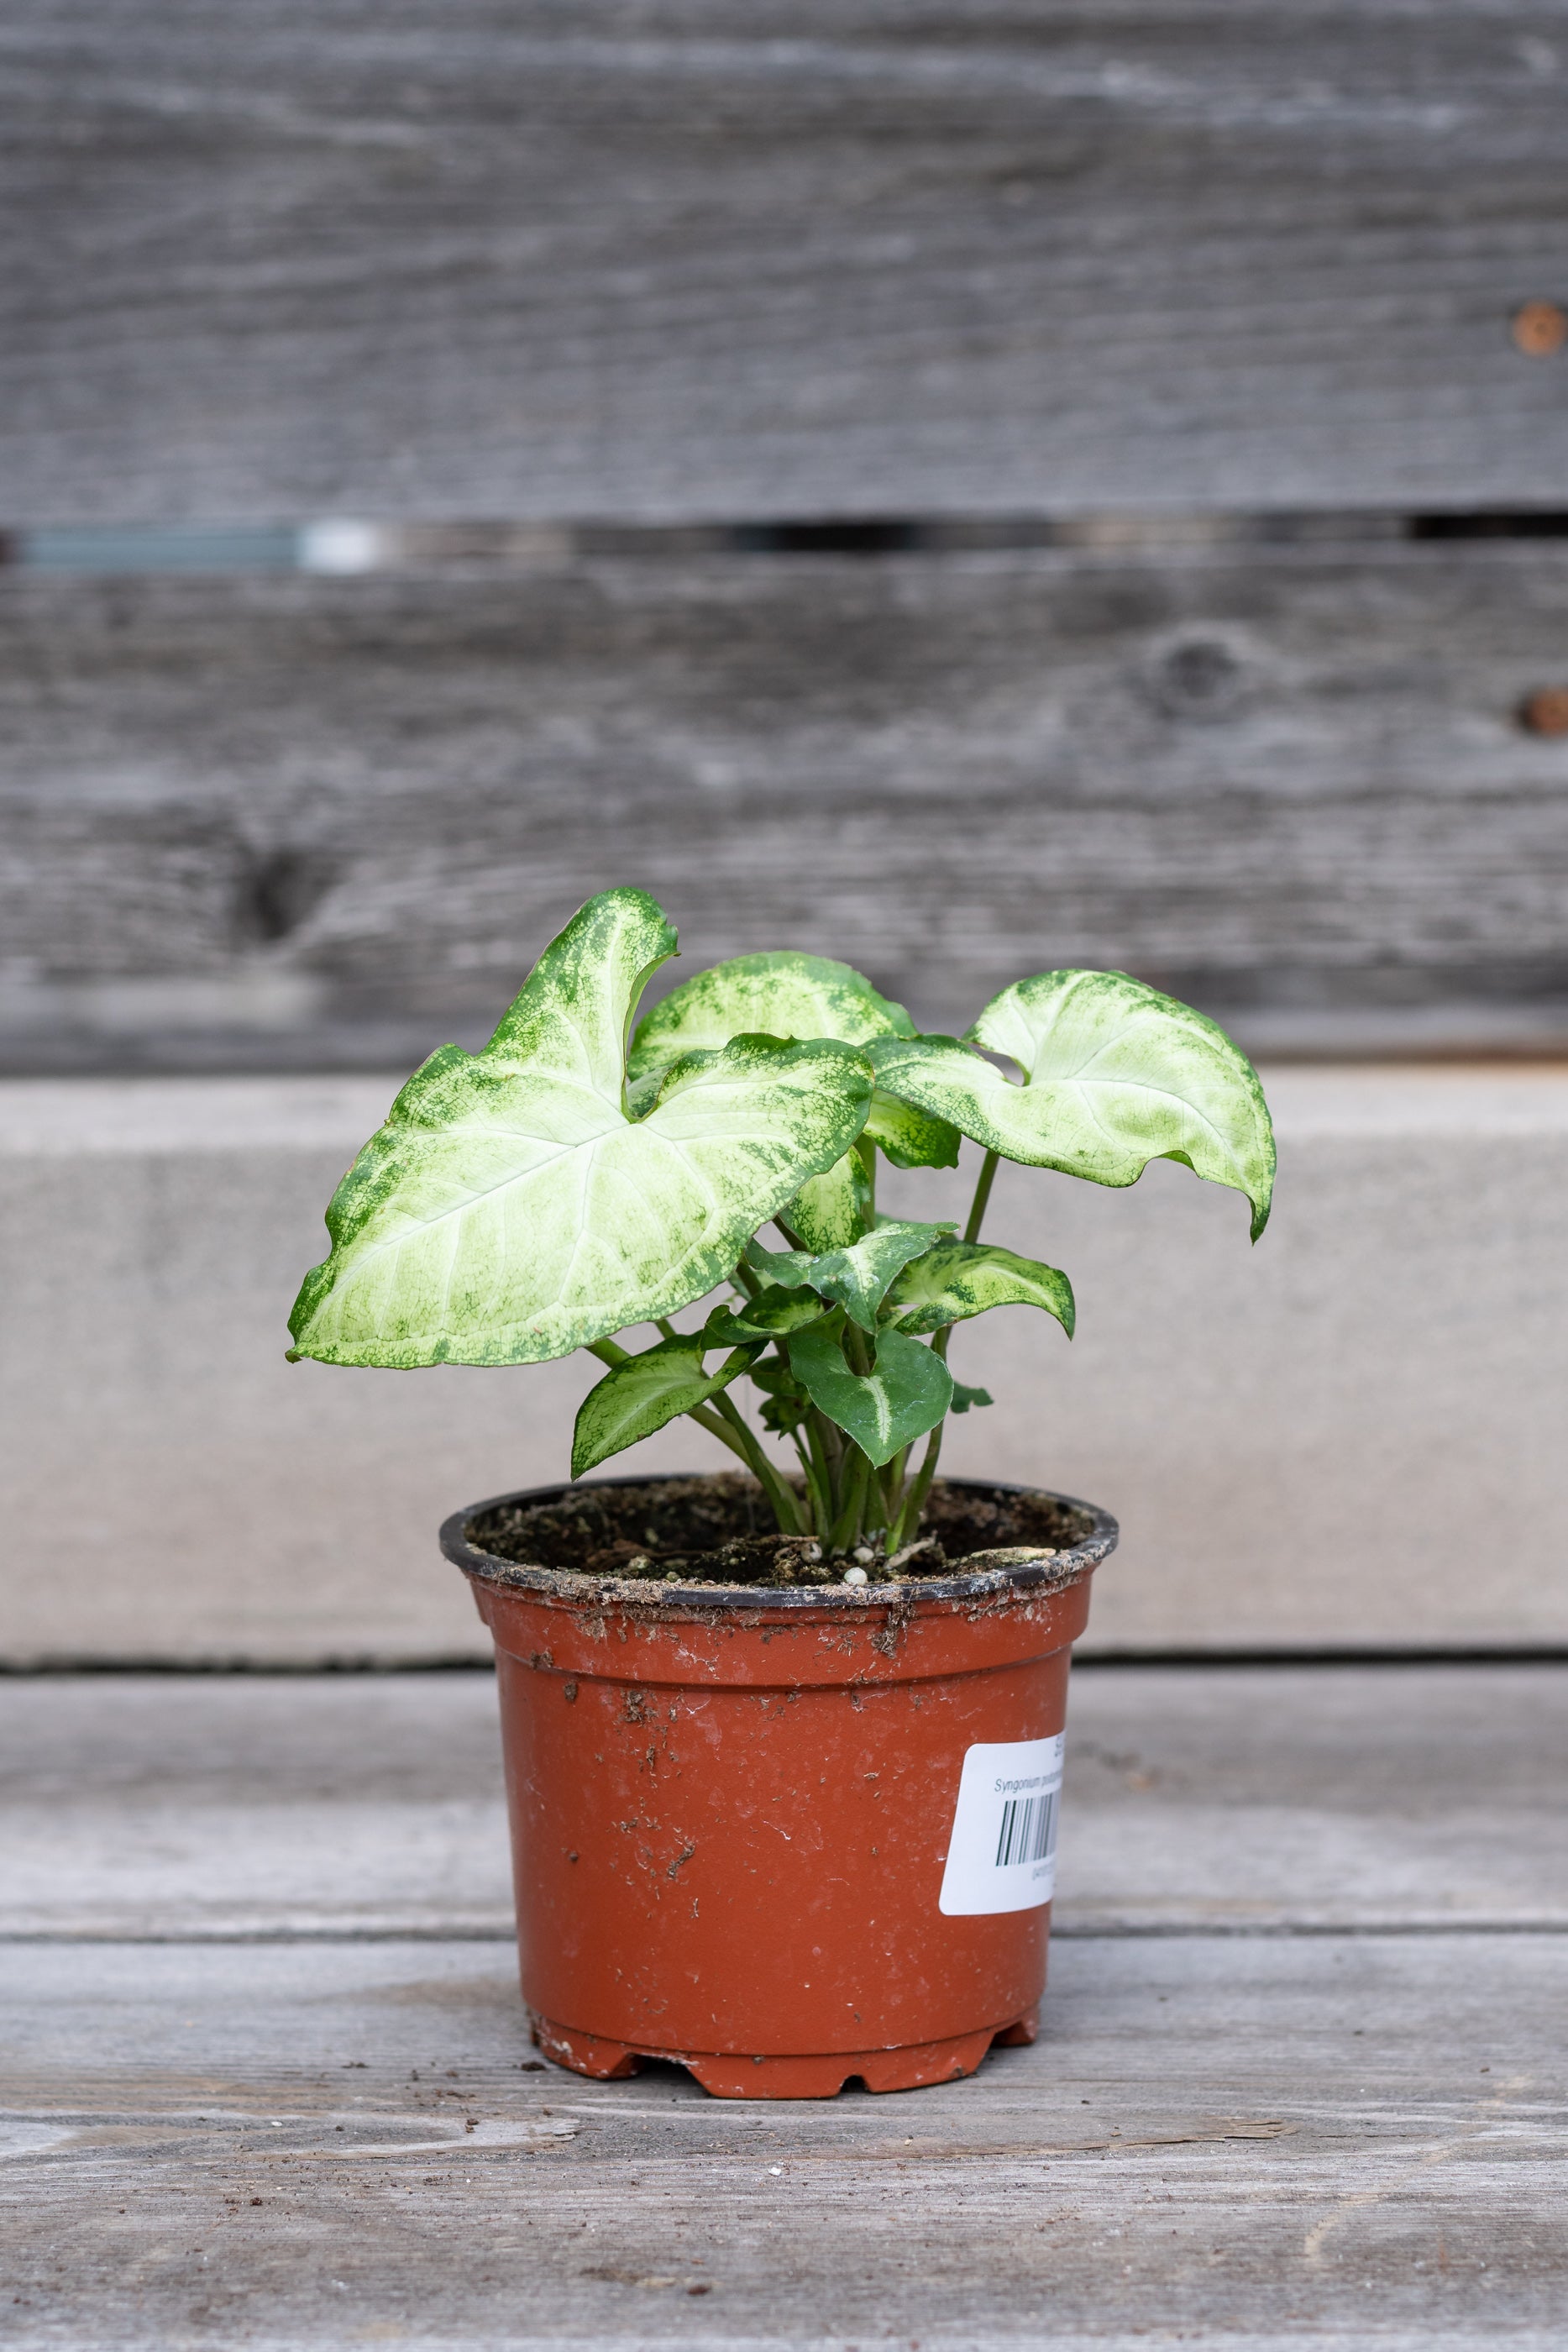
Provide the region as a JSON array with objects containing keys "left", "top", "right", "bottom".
[
  {"left": 1518, "top": 685, "right": 1568, "bottom": 736},
  {"left": 1147, "top": 633, "right": 1250, "bottom": 721},
  {"left": 1512, "top": 301, "right": 1567, "bottom": 358}
]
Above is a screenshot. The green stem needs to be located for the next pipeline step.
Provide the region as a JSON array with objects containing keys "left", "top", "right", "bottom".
[
  {"left": 884, "top": 1150, "right": 999, "bottom": 1549},
  {"left": 709, "top": 1391, "right": 803, "bottom": 1532},
  {"left": 684, "top": 1399, "right": 760, "bottom": 1469},
  {"left": 809, "top": 1404, "right": 844, "bottom": 1521},
  {"left": 889, "top": 1415, "right": 944, "bottom": 1553},
  {"left": 963, "top": 1147, "right": 1000, "bottom": 1244},
  {"left": 731, "top": 1257, "right": 763, "bottom": 1300},
  {"left": 793, "top": 1432, "right": 832, "bottom": 1537},
  {"left": 796, "top": 1398, "right": 835, "bottom": 1536},
  {"left": 829, "top": 1446, "right": 873, "bottom": 1553},
  {"left": 586, "top": 1338, "right": 631, "bottom": 1368},
  {"left": 857, "top": 1132, "right": 878, "bottom": 1221}
]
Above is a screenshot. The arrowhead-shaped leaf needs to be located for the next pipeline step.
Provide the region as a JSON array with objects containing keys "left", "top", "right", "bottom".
[
  {"left": 883, "top": 1241, "right": 1075, "bottom": 1338},
  {"left": 869, "top": 972, "right": 1276, "bottom": 1240},
  {"left": 572, "top": 1335, "right": 760, "bottom": 1477},
  {"left": 627, "top": 949, "right": 914, "bottom": 1080},
  {"left": 787, "top": 1324, "right": 954, "bottom": 1468},
  {"left": 288, "top": 889, "right": 873, "bottom": 1368},
  {"left": 804, "top": 1218, "right": 958, "bottom": 1333}
]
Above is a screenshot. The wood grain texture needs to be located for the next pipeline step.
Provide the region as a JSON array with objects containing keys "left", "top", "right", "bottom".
[
  {"left": 7, "top": 543, "right": 1568, "bottom": 1067},
  {"left": 5, "top": 1668, "right": 1565, "bottom": 1939},
  {"left": 6, "top": 2, "right": 1568, "bottom": 522},
  {"left": 2, "top": 1935, "right": 1564, "bottom": 2344},
  {"left": 5, "top": 1669, "right": 1564, "bottom": 2341}
]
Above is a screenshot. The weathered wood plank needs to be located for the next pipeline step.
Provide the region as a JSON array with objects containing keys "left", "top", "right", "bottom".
[
  {"left": 5, "top": 1668, "right": 1565, "bottom": 1938},
  {"left": 2, "top": 1934, "right": 1563, "bottom": 2344},
  {"left": 6, "top": 3, "right": 1568, "bottom": 522},
  {"left": 6, "top": 544, "right": 1568, "bottom": 1067}
]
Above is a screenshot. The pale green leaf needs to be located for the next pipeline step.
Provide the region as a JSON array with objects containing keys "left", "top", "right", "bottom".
[
  {"left": 703, "top": 1287, "right": 831, "bottom": 1344},
  {"left": 627, "top": 949, "right": 914, "bottom": 1083},
  {"left": 862, "top": 1089, "right": 962, "bottom": 1170},
  {"left": 572, "top": 1335, "right": 758, "bottom": 1477},
  {"left": 869, "top": 972, "right": 1276, "bottom": 1239},
  {"left": 787, "top": 1325, "right": 954, "bottom": 1468},
  {"left": 883, "top": 1240, "right": 1075, "bottom": 1338},
  {"left": 781, "top": 1149, "right": 871, "bottom": 1251},
  {"left": 805, "top": 1218, "right": 957, "bottom": 1333},
  {"left": 288, "top": 888, "right": 873, "bottom": 1368}
]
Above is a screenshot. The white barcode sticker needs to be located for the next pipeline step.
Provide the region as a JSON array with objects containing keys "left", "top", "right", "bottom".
[{"left": 938, "top": 1735, "right": 1065, "bottom": 1915}]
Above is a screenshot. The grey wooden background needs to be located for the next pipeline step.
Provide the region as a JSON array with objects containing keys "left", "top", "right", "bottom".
[
  {"left": 7, "top": 0, "right": 1568, "bottom": 523},
  {"left": 6, "top": 541, "right": 1568, "bottom": 1069},
  {"left": 6, "top": 3, "right": 1568, "bottom": 1069}
]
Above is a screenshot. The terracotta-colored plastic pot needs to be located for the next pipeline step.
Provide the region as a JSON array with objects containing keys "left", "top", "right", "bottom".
[{"left": 442, "top": 1474, "right": 1116, "bottom": 2099}]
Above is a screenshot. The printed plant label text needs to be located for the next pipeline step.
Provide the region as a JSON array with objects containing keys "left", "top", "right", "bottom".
[{"left": 938, "top": 1735, "right": 1064, "bottom": 1915}]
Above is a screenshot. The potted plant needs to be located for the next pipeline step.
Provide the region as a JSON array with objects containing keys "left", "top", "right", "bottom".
[{"left": 289, "top": 888, "right": 1273, "bottom": 2097}]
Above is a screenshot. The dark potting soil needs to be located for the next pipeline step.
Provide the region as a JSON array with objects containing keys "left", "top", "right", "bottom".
[{"left": 465, "top": 1474, "right": 1093, "bottom": 1589}]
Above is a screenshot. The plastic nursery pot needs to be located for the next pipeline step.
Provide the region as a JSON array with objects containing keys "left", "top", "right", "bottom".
[{"left": 441, "top": 1473, "right": 1117, "bottom": 2101}]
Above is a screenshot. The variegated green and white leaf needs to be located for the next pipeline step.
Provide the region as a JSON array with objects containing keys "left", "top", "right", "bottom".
[
  {"left": 803, "top": 1218, "right": 957, "bottom": 1333},
  {"left": 627, "top": 950, "right": 914, "bottom": 1082},
  {"left": 288, "top": 888, "right": 873, "bottom": 1368},
  {"left": 882, "top": 1241, "right": 1075, "bottom": 1338},
  {"left": 572, "top": 1334, "right": 759, "bottom": 1478},
  {"left": 780, "top": 1149, "right": 872, "bottom": 1252},
  {"left": 745, "top": 1239, "right": 818, "bottom": 1288},
  {"left": 869, "top": 972, "right": 1276, "bottom": 1240},
  {"left": 787, "top": 1324, "right": 954, "bottom": 1469},
  {"left": 703, "top": 1287, "right": 831, "bottom": 1345}
]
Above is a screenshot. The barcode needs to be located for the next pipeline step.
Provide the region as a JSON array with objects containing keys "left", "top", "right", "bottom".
[{"left": 994, "top": 1790, "right": 1058, "bottom": 1870}]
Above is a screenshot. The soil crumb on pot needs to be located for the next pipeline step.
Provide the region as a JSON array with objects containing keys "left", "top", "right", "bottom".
[{"left": 466, "top": 1473, "right": 1093, "bottom": 1589}]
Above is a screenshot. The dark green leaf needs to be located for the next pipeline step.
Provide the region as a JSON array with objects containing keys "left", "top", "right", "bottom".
[
  {"left": 787, "top": 1325, "right": 954, "bottom": 1468},
  {"left": 757, "top": 1378, "right": 810, "bottom": 1436},
  {"left": 805, "top": 1218, "right": 957, "bottom": 1334},
  {"left": 948, "top": 1381, "right": 994, "bottom": 1415},
  {"left": 572, "top": 1335, "right": 758, "bottom": 1477},
  {"left": 703, "top": 1287, "right": 831, "bottom": 1344}
]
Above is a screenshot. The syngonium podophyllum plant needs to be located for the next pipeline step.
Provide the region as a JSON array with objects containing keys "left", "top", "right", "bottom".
[{"left": 288, "top": 889, "right": 1275, "bottom": 1560}]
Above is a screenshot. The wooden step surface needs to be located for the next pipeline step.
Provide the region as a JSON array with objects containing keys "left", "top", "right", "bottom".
[
  {"left": 4, "top": 1667, "right": 1566, "bottom": 1940},
  {"left": 3, "top": 1667, "right": 1564, "bottom": 2346}
]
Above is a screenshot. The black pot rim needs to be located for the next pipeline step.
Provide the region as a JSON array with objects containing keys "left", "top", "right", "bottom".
[{"left": 440, "top": 1471, "right": 1119, "bottom": 1613}]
